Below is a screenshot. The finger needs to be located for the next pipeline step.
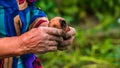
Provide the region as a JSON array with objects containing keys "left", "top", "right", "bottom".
[
  {"left": 46, "top": 41, "right": 58, "bottom": 46},
  {"left": 57, "top": 37, "right": 73, "bottom": 50},
  {"left": 41, "top": 27, "right": 64, "bottom": 36},
  {"left": 47, "top": 35, "right": 63, "bottom": 42},
  {"left": 37, "top": 45, "right": 57, "bottom": 54},
  {"left": 65, "top": 27, "right": 76, "bottom": 38},
  {"left": 47, "top": 46, "right": 57, "bottom": 52},
  {"left": 57, "top": 46, "right": 68, "bottom": 51},
  {"left": 61, "top": 36, "right": 74, "bottom": 46},
  {"left": 36, "top": 47, "right": 48, "bottom": 54},
  {"left": 38, "top": 41, "right": 58, "bottom": 53}
]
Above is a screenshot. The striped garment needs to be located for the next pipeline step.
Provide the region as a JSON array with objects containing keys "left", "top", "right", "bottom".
[{"left": 0, "top": 0, "right": 48, "bottom": 68}]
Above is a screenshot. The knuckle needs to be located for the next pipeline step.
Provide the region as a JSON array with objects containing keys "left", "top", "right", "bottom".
[
  {"left": 49, "top": 35, "right": 54, "bottom": 39},
  {"left": 59, "top": 30, "right": 64, "bottom": 35},
  {"left": 52, "top": 41, "right": 58, "bottom": 45},
  {"left": 38, "top": 27, "right": 47, "bottom": 32},
  {"left": 50, "top": 47, "right": 57, "bottom": 51},
  {"left": 70, "top": 27, "right": 76, "bottom": 35},
  {"left": 43, "top": 34, "right": 48, "bottom": 38},
  {"left": 45, "top": 41, "right": 49, "bottom": 45},
  {"left": 55, "top": 29, "right": 63, "bottom": 36}
]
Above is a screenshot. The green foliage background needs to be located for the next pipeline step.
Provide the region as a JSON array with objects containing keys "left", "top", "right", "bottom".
[{"left": 35, "top": 0, "right": 120, "bottom": 68}]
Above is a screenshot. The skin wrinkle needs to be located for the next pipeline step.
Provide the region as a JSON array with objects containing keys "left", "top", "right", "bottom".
[
  {"left": 35, "top": 43, "right": 48, "bottom": 54},
  {"left": 13, "top": 36, "right": 26, "bottom": 55},
  {"left": 28, "top": 29, "right": 40, "bottom": 39},
  {"left": 28, "top": 35, "right": 42, "bottom": 46},
  {"left": 20, "top": 29, "right": 39, "bottom": 45},
  {"left": 19, "top": 35, "right": 40, "bottom": 54},
  {"left": 27, "top": 40, "right": 47, "bottom": 54},
  {"left": 19, "top": 27, "right": 60, "bottom": 54},
  {"left": 46, "top": 34, "right": 63, "bottom": 42},
  {"left": 17, "top": 36, "right": 31, "bottom": 55},
  {"left": 47, "top": 46, "right": 57, "bottom": 52},
  {"left": 17, "top": 29, "right": 42, "bottom": 54},
  {"left": 32, "top": 45, "right": 45, "bottom": 54},
  {"left": 37, "top": 27, "right": 63, "bottom": 42},
  {"left": 48, "top": 41, "right": 58, "bottom": 46},
  {"left": 41, "top": 27, "right": 64, "bottom": 36}
]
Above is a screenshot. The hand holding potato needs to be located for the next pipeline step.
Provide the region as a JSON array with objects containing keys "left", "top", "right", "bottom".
[{"left": 49, "top": 17, "right": 76, "bottom": 50}]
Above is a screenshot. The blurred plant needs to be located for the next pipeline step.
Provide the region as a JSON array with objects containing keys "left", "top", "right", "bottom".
[{"left": 36, "top": 0, "right": 120, "bottom": 24}]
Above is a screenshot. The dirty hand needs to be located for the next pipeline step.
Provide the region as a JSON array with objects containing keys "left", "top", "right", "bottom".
[
  {"left": 57, "top": 27, "right": 76, "bottom": 50},
  {"left": 18, "top": 27, "right": 64, "bottom": 54}
]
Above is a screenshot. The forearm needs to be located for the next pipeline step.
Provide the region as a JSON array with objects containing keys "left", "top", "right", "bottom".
[{"left": 0, "top": 36, "right": 26, "bottom": 59}]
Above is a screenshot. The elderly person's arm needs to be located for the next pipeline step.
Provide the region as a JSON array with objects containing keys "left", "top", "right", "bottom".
[
  {"left": 0, "top": 36, "right": 22, "bottom": 58},
  {"left": 0, "top": 27, "right": 63, "bottom": 59}
]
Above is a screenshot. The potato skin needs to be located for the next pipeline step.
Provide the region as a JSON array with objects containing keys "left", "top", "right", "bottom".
[{"left": 49, "top": 17, "right": 70, "bottom": 32}]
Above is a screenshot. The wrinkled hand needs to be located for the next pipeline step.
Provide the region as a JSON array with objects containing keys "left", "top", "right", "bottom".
[
  {"left": 19, "top": 27, "right": 63, "bottom": 54},
  {"left": 57, "top": 27, "right": 76, "bottom": 50}
]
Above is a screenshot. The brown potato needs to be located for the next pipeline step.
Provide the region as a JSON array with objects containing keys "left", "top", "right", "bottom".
[{"left": 49, "top": 17, "right": 70, "bottom": 32}]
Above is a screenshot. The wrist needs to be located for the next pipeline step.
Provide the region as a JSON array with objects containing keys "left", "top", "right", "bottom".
[{"left": 15, "top": 35, "right": 30, "bottom": 55}]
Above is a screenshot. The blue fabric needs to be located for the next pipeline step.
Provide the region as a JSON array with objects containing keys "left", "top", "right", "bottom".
[
  {"left": 21, "top": 54, "right": 36, "bottom": 68},
  {"left": 30, "top": 6, "right": 46, "bottom": 24},
  {"left": 19, "top": 7, "right": 30, "bottom": 34},
  {"left": 12, "top": 57, "right": 18, "bottom": 68},
  {"left": 0, "top": 0, "right": 17, "bottom": 8},
  {"left": 0, "top": 6, "right": 6, "bottom": 37},
  {"left": 4, "top": 9, "right": 18, "bottom": 36},
  {"left": 17, "top": 58, "right": 24, "bottom": 68},
  {"left": 0, "top": 0, "right": 46, "bottom": 68}
]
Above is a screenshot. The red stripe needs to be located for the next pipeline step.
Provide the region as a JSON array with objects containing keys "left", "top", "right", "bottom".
[
  {"left": 40, "top": 66, "right": 42, "bottom": 68},
  {"left": 19, "top": 0, "right": 25, "bottom": 4},
  {"left": 34, "top": 20, "right": 47, "bottom": 28},
  {"left": 33, "top": 57, "right": 42, "bottom": 68}
]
